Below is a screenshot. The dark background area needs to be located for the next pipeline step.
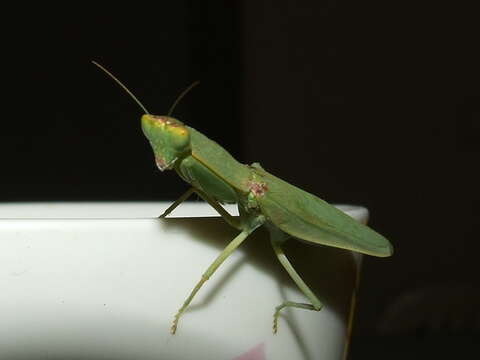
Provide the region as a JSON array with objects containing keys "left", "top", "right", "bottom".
[{"left": 1, "top": 2, "right": 479, "bottom": 359}]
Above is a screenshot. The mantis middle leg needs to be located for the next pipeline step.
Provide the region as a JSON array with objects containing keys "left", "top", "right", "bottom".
[{"left": 171, "top": 220, "right": 262, "bottom": 334}]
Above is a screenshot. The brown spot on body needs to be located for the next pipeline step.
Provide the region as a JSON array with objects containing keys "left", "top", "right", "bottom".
[
  {"left": 247, "top": 180, "right": 268, "bottom": 197},
  {"left": 151, "top": 115, "right": 167, "bottom": 122},
  {"left": 151, "top": 115, "right": 184, "bottom": 127},
  {"left": 155, "top": 156, "right": 167, "bottom": 171}
]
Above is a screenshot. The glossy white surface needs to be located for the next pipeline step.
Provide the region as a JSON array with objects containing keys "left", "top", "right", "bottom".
[{"left": 0, "top": 202, "right": 366, "bottom": 360}]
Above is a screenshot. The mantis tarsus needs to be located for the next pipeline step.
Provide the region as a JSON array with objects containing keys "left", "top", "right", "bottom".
[{"left": 93, "top": 62, "right": 393, "bottom": 334}]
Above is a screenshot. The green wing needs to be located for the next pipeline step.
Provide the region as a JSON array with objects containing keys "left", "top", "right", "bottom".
[{"left": 254, "top": 168, "right": 393, "bottom": 257}]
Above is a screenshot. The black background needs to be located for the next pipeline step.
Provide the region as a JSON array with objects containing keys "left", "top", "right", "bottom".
[{"left": 1, "top": 2, "right": 479, "bottom": 359}]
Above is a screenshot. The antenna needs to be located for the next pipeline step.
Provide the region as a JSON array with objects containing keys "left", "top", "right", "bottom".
[
  {"left": 92, "top": 61, "right": 150, "bottom": 114},
  {"left": 168, "top": 81, "right": 200, "bottom": 116}
]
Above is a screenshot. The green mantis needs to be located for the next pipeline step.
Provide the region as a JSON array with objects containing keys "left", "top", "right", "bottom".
[{"left": 93, "top": 62, "right": 393, "bottom": 334}]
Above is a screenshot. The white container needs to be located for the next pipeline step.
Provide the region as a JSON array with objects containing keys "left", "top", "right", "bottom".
[{"left": 0, "top": 202, "right": 366, "bottom": 360}]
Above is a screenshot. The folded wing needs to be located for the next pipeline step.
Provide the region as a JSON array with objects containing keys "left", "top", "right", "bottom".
[{"left": 254, "top": 168, "right": 393, "bottom": 257}]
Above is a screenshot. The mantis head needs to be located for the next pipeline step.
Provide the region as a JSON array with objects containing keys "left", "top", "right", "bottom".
[
  {"left": 141, "top": 115, "right": 191, "bottom": 171},
  {"left": 92, "top": 62, "right": 198, "bottom": 172}
]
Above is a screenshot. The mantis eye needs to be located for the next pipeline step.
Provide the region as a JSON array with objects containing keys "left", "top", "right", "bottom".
[{"left": 169, "top": 126, "right": 190, "bottom": 151}]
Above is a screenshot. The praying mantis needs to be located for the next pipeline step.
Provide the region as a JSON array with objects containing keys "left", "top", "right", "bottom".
[{"left": 93, "top": 62, "right": 393, "bottom": 334}]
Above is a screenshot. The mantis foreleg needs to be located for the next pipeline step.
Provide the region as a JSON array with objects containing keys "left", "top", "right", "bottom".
[
  {"left": 159, "top": 187, "right": 242, "bottom": 230},
  {"left": 159, "top": 188, "right": 196, "bottom": 218}
]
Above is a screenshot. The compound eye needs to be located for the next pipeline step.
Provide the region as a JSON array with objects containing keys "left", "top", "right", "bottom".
[{"left": 169, "top": 127, "right": 190, "bottom": 151}]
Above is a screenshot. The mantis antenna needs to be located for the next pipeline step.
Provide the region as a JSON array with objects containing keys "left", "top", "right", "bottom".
[
  {"left": 93, "top": 61, "right": 199, "bottom": 117},
  {"left": 92, "top": 61, "right": 150, "bottom": 114},
  {"left": 167, "top": 80, "right": 200, "bottom": 116}
]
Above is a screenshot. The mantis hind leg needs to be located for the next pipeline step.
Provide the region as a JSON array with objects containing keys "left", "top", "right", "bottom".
[
  {"left": 270, "top": 234, "right": 323, "bottom": 333},
  {"left": 171, "top": 220, "right": 263, "bottom": 334}
]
